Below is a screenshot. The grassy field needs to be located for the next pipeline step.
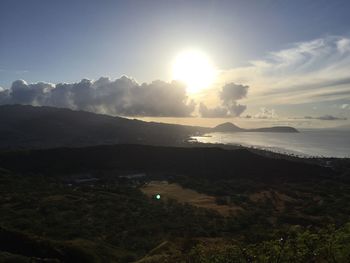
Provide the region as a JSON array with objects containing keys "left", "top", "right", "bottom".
[{"left": 141, "top": 181, "right": 243, "bottom": 216}]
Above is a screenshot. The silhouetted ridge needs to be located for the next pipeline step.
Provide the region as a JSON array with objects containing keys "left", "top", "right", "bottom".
[
  {"left": 0, "top": 105, "right": 209, "bottom": 149},
  {"left": 212, "top": 122, "right": 299, "bottom": 133},
  {"left": 248, "top": 126, "right": 299, "bottom": 133},
  {"left": 0, "top": 105, "right": 298, "bottom": 150},
  {"left": 213, "top": 122, "right": 242, "bottom": 132}
]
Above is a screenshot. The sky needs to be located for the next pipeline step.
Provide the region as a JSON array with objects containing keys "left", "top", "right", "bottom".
[{"left": 1, "top": 0, "right": 350, "bottom": 128}]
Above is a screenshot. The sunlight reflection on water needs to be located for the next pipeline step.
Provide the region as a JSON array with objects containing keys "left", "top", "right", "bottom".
[{"left": 192, "top": 129, "right": 350, "bottom": 158}]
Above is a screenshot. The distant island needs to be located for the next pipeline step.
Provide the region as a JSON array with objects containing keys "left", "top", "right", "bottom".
[{"left": 212, "top": 122, "right": 299, "bottom": 133}]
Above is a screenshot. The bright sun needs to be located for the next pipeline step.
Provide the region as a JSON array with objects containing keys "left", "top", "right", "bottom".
[{"left": 172, "top": 50, "right": 216, "bottom": 93}]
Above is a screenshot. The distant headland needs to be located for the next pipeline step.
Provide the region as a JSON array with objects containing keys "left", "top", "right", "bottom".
[{"left": 212, "top": 122, "right": 299, "bottom": 133}]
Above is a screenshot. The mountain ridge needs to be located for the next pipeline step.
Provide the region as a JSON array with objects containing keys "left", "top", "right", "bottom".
[{"left": 0, "top": 105, "right": 298, "bottom": 149}]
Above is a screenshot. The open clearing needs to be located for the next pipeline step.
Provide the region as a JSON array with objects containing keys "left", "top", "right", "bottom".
[
  {"left": 141, "top": 181, "right": 242, "bottom": 216},
  {"left": 249, "top": 190, "right": 296, "bottom": 212}
]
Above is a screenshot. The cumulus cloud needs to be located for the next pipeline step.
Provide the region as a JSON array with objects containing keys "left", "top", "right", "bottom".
[
  {"left": 341, "top": 103, "right": 349, "bottom": 109},
  {"left": 304, "top": 115, "right": 347, "bottom": 121},
  {"left": 254, "top": 107, "right": 277, "bottom": 119},
  {"left": 8, "top": 80, "right": 54, "bottom": 105},
  {"left": 219, "top": 83, "right": 248, "bottom": 103},
  {"left": 199, "top": 83, "right": 248, "bottom": 117},
  {"left": 220, "top": 36, "right": 350, "bottom": 105},
  {"left": 0, "top": 76, "right": 195, "bottom": 117},
  {"left": 198, "top": 103, "right": 228, "bottom": 118}
]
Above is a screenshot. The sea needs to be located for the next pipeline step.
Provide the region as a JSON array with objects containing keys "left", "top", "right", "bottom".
[{"left": 192, "top": 129, "right": 350, "bottom": 158}]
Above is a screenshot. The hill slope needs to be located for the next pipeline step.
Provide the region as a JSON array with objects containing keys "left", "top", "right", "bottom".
[
  {"left": 0, "top": 105, "right": 298, "bottom": 150},
  {"left": 0, "top": 105, "right": 208, "bottom": 149}
]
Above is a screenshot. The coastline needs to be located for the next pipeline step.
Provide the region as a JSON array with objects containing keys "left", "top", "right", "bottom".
[{"left": 189, "top": 129, "right": 350, "bottom": 159}]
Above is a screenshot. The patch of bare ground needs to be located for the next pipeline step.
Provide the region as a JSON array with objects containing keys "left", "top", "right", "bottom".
[
  {"left": 249, "top": 190, "right": 296, "bottom": 212},
  {"left": 141, "top": 181, "right": 243, "bottom": 216}
]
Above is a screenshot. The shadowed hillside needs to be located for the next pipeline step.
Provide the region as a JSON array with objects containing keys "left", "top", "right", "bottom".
[
  {"left": 0, "top": 105, "right": 208, "bottom": 149},
  {"left": 0, "top": 144, "right": 333, "bottom": 183},
  {"left": 0, "top": 105, "right": 298, "bottom": 150}
]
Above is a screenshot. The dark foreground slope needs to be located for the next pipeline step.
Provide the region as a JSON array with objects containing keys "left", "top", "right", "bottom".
[
  {"left": 0, "top": 145, "right": 349, "bottom": 262},
  {"left": 0, "top": 144, "right": 333, "bottom": 183}
]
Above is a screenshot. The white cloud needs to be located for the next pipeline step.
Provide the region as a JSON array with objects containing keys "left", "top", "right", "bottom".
[
  {"left": 0, "top": 76, "right": 195, "bottom": 117},
  {"left": 219, "top": 36, "right": 350, "bottom": 106},
  {"left": 199, "top": 83, "right": 249, "bottom": 117},
  {"left": 341, "top": 103, "right": 349, "bottom": 109},
  {"left": 254, "top": 107, "right": 277, "bottom": 119},
  {"left": 198, "top": 103, "right": 228, "bottom": 118},
  {"left": 304, "top": 115, "right": 347, "bottom": 121},
  {"left": 337, "top": 38, "right": 350, "bottom": 53}
]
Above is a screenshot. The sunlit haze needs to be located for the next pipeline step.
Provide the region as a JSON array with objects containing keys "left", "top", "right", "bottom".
[
  {"left": 0, "top": 0, "right": 350, "bottom": 128},
  {"left": 172, "top": 50, "right": 216, "bottom": 93}
]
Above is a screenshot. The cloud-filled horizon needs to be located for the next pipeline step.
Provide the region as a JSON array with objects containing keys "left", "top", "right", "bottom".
[
  {"left": 1, "top": 0, "right": 350, "bottom": 128},
  {"left": 0, "top": 76, "right": 254, "bottom": 118},
  {"left": 0, "top": 35, "right": 349, "bottom": 123},
  {"left": 0, "top": 75, "right": 348, "bottom": 124}
]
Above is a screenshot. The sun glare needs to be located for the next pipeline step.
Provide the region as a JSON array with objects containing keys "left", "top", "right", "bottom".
[{"left": 172, "top": 50, "right": 216, "bottom": 93}]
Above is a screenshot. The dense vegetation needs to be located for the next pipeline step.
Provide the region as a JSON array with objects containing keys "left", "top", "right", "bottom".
[
  {"left": 0, "top": 145, "right": 349, "bottom": 262},
  {"left": 0, "top": 144, "right": 334, "bottom": 182}
]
